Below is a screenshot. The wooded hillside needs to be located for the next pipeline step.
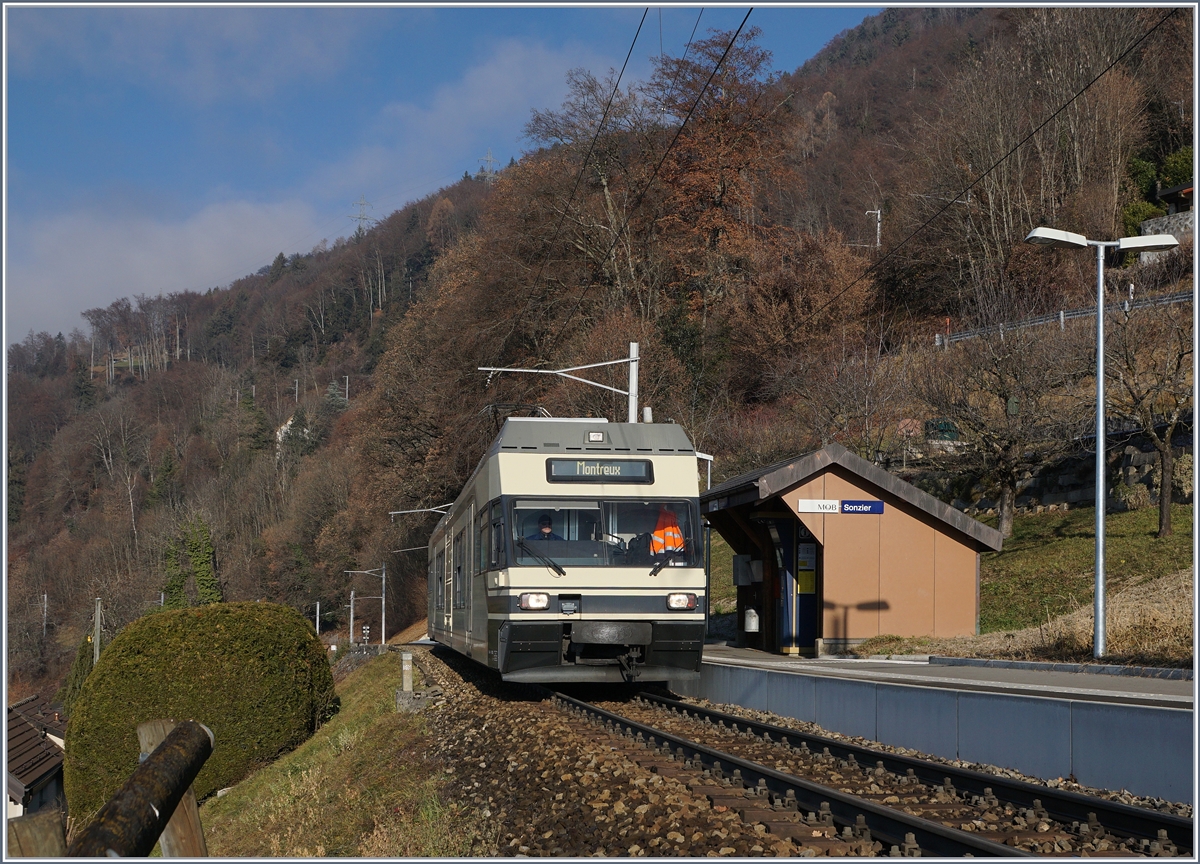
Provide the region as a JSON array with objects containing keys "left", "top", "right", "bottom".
[{"left": 7, "top": 8, "right": 1192, "bottom": 698}]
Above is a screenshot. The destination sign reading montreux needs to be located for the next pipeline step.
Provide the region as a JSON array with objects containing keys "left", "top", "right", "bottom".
[
  {"left": 795, "top": 499, "right": 884, "bottom": 514},
  {"left": 546, "top": 459, "right": 653, "bottom": 483}
]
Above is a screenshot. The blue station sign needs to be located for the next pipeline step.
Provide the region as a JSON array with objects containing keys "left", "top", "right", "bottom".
[{"left": 841, "top": 500, "right": 884, "bottom": 514}]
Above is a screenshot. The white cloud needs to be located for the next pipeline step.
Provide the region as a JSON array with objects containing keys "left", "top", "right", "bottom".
[
  {"left": 4, "top": 33, "right": 629, "bottom": 342},
  {"left": 306, "top": 37, "right": 611, "bottom": 207},
  {"left": 7, "top": 7, "right": 369, "bottom": 104},
  {"left": 5, "top": 200, "right": 326, "bottom": 341}
]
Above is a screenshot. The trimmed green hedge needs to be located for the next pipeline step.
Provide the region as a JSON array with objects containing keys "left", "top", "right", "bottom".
[{"left": 64, "top": 602, "right": 337, "bottom": 823}]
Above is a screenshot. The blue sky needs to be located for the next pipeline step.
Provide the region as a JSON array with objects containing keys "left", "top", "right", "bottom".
[{"left": 5, "top": 5, "right": 879, "bottom": 344}]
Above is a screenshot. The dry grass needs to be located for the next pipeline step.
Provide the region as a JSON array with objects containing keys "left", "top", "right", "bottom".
[
  {"left": 200, "top": 651, "right": 477, "bottom": 857},
  {"left": 856, "top": 569, "right": 1194, "bottom": 667},
  {"left": 389, "top": 618, "right": 431, "bottom": 644}
]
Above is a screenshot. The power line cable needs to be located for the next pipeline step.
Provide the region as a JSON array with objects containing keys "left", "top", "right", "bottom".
[
  {"left": 794, "top": 7, "right": 1180, "bottom": 331},
  {"left": 524, "top": 9, "right": 650, "bottom": 300},
  {"left": 660, "top": 9, "right": 705, "bottom": 109},
  {"left": 553, "top": 8, "right": 753, "bottom": 339}
]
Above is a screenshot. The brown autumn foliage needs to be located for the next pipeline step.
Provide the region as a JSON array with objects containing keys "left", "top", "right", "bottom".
[{"left": 6, "top": 12, "right": 1193, "bottom": 698}]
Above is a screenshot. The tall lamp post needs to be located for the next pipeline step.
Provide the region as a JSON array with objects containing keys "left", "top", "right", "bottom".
[
  {"left": 1023, "top": 227, "right": 1179, "bottom": 657},
  {"left": 345, "top": 565, "right": 387, "bottom": 646}
]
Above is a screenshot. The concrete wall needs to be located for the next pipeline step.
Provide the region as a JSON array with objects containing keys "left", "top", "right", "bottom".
[{"left": 700, "top": 661, "right": 1193, "bottom": 803}]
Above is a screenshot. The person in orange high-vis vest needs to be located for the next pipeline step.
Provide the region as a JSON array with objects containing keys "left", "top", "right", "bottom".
[{"left": 651, "top": 506, "right": 685, "bottom": 555}]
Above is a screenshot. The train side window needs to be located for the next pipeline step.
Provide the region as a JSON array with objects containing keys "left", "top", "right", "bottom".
[
  {"left": 478, "top": 511, "right": 489, "bottom": 573},
  {"left": 490, "top": 520, "right": 501, "bottom": 568},
  {"left": 453, "top": 529, "right": 465, "bottom": 608}
]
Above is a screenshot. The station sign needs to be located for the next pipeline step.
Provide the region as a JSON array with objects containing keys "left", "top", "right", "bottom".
[
  {"left": 795, "top": 499, "right": 839, "bottom": 513},
  {"left": 841, "top": 500, "right": 884, "bottom": 514},
  {"left": 795, "top": 498, "right": 884, "bottom": 514}
]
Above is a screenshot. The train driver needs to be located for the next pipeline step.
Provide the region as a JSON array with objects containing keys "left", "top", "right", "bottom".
[
  {"left": 651, "top": 505, "right": 685, "bottom": 555},
  {"left": 527, "top": 513, "right": 565, "bottom": 541}
]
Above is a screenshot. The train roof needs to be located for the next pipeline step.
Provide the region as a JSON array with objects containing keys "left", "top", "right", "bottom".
[
  {"left": 490, "top": 418, "right": 696, "bottom": 455},
  {"left": 429, "top": 419, "right": 699, "bottom": 535}
]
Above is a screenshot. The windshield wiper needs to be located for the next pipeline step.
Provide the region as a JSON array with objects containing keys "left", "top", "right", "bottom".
[
  {"left": 649, "top": 547, "right": 689, "bottom": 577},
  {"left": 517, "top": 538, "right": 566, "bottom": 576}
]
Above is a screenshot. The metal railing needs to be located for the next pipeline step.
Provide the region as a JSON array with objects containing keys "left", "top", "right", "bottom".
[{"left": 934, "top": 290, "right": 1192, "bottom": 347}]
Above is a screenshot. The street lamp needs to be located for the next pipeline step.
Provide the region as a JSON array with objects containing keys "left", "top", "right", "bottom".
[
  {"left": 345, "top": 565, "right": 387, "bottom": 646},
  {"left": 1024, "top": 227, "right": 1179, "bottom": 657}
]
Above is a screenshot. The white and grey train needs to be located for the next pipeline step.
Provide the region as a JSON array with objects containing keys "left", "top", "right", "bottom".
[{"left": 426, "top": 417, "right": 706, "bottom": 684}]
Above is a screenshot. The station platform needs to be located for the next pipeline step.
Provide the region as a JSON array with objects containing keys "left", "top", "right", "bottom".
[
  {"left": 700, "top": 644, "right": 1193, "bottom": 710},
  {"left": 692, "top": 643, "right": 1194, "bottom": 802}
]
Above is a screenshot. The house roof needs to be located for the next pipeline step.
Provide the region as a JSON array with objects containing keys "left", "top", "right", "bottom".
[
  {"left": 9, "top": 695, "right": 66, "bottom": 740},
  {"left": 700, "top": 442, "right": 1003, "bottom": 552},
  {"left": 1157, "top": 180, "right": 1193, "bottom": 204},
  {"left": 7, "top": 705, "right": 64, "bottom": 804}
]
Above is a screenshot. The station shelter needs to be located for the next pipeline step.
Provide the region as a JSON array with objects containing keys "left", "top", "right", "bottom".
[{"left": 701, "top": 443, "right": 1003, "bottom": 656}]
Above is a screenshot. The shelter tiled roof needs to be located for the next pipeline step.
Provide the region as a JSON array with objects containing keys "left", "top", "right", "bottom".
[{"left": 701, "top": 442, "right": 1003, "bottom": 551}]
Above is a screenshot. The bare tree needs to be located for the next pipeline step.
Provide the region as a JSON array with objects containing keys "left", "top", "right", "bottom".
[
  {"left": 1106, "top": 291, "right": 1193, "bottom": 537},
  {"left": 916, "top": 314, "right": 1090, "bottom": 538}
]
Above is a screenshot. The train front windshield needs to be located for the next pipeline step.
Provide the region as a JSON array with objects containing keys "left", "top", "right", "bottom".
[{"left": 512, "top": 499, "right": 699, "bottom": 568}]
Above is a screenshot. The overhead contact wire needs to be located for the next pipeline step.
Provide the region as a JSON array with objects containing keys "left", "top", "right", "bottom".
[
  {"left": 525, "top": 9, "right": 651, "bottom": 299},
  {"left": 554, "top": 8, "right": 753, "bottom": 339}
]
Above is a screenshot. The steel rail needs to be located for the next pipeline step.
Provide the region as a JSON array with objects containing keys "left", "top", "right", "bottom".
[
  {"left": 641, "top": 691, "right": 1192, "bottom": 853},
  {"left": 552, "top": 691, "right": 1030, "bottom": 858}
]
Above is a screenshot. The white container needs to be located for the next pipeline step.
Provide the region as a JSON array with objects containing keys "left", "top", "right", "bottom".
[{"left": 744, "top": 607, "right": 760, "bottom": 633}]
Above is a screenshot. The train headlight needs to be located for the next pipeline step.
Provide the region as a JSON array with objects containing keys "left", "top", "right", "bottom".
[
  {"left": 666, "top": 593, "right": 697, "bottom": 610},
  {"left": 518, "top": 592, "right": 550, "bottom": 610}
]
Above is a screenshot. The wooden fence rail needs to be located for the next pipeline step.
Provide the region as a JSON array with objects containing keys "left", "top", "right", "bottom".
[{"left": 9, "top": 719, "right": 213, "bottom": 858}]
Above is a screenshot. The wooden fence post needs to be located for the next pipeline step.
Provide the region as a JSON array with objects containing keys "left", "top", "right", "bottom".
[
  {"left": 7, "top": 808, "right": 67, "bottom": 857},
  {"left": 137, "top": 720, "right": 208, "bottom": 857}
]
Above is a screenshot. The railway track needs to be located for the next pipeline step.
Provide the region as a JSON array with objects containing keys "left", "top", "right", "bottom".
[
  {"left": 561, "top": 690, "right": 1190, "bottom": 857},
  {"left": 639, "top": 691, "right": 1193, "bottom": 853},
  {"left": 412, "top": 646, "right": 1190, "bottom": 857}
]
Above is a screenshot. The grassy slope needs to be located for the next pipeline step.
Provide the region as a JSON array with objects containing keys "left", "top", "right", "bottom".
[
  {"left": 705, "top": 505, "right": 1192, "bottom": 637},
  {"left": 979, "top": 504, "right": 1192, "bottom": 632},
  {"left": 200, "top": 652, "right": 471, "bottom": 857}
]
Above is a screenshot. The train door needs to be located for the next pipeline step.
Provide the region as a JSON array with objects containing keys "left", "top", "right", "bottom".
[
  {"left": 442, "top": 533, "right": 452, "bottom": 632},
  {"left": 451, "top": 526, "right": 465, "bottom": 652},
  {"left": 473, "top": 506, "right": 490, "bottom": 660},
  {"left": 432, "top": 545, "right": 447, "bottom": 638}
]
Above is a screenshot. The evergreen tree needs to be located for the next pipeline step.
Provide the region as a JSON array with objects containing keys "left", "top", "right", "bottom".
[
  {"left": 71, "top": 362, "right": 98, "bottom": 411},
  {"left": 239, "top": 391, "right": 272, "bottom": 451},
  {"left": 147, "top": 451, "right": 180, "bottom": 509},
  {"left": 323, "top": 380, "right": 348, "bottom": 413},
  {"left": 58, "top": 633, "right": 98, "bottom": 717},
  {"left": 185, "top": 519, "right": 222, "bottom": 604},
  {"left": 162, "top": 541, "right": 188, "bottom": 609},
  {"left": 268, "top": 252, "right": 287, "bottom": 283},
  {"left": 282, "top": 405, "right": 318, "bottom": 457},
  {"left": 7, "top": 444, "right": 26, "bottom": 525}
]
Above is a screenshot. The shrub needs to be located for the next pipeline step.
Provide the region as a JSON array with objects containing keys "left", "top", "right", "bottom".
[
  {"left": 1160, "top": 146, "right": 1193, "bottom": 187},
  {"left": 64, "top": 602, "right": 337, "bottom": 824},
  {"left": 1114, "top": 482, "right": 1151, "bottom": 511},
  {"left": 1172, "top": 453, "right": 1193, "bottom": 500},
  {"left": 1121, "top": 200, "right": 1166, "bottom": 237}
]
